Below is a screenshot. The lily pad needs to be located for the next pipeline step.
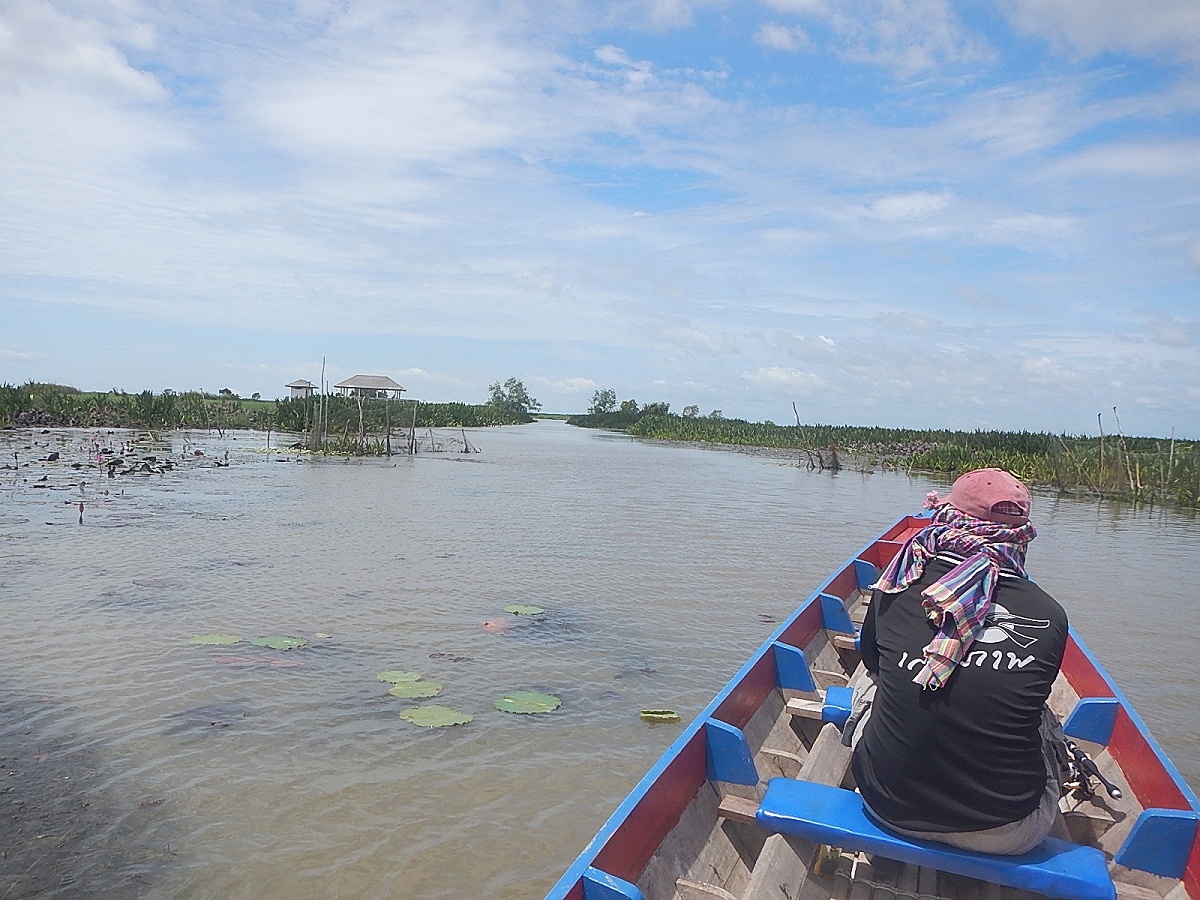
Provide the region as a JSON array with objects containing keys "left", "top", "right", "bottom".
[
  {"left": 494, "top": 691, "right": 561, "bottom": 714},
  {"left": 640, "top": 709, "right": 682, "bottom": 723},
  {"left": 502, "top": 604, "right": 545, "bottom": 616},
  {"left": 377, "top": 670, "right": 422, "bottom": 683},
  {"left": 249, "top": 635, "right": 308, "bottom": 651},
  {"left": 389, "top": 681, "right": 443, "bottom": 699},
  {"left": 399, "top": 705, "right": 473, "bottom": 727},
  {"left": 190, "top": 634, "right": 241, "bottom": 645}
]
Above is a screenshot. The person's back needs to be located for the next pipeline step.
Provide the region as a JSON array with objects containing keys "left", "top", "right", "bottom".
[
  {"left": 853, "top": 557, "right": 1067, "bottom": 834},
  {"left": 849, "top": 468, "right": 1069, "bottom": 855}
]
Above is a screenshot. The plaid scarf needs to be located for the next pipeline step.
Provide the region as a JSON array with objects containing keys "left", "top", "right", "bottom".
[{"left": 874, "top": 503, "right": 1037, "bottom": 690}]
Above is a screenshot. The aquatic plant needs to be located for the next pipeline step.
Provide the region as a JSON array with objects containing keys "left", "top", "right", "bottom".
[
  {"left": 494, "top": 691, "right": 561, "bottom": 714},
  {"left": 398, "top": 706, "right": 473, "bottom": 727}
]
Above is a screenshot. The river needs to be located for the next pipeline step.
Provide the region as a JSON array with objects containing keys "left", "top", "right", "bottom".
[{"left": 1, "top": 420, "right": 1195, "bottom": 899}]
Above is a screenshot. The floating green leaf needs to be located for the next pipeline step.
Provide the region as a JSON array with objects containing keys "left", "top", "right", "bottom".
[
  {"left": 377, "top": 670, "right": 422, "bottom": 684},
  {"left": 494, "top": 691, "right": 561, "bottom": 714},
  {"left": 640, "top": 709, "right": 682, "bottom": 723},
  {"left": 399, "top": 706, "right": 473, "bottom": 727},
  {"left": 249, "top": 635, "right": 308, "bottom": 651},
  {"left": 190, "top": 634, "right": 241, "bottom": 645},
  {"left": 389, "top": 681, "right": 443, "bottom": 699},
  {"left": 502, "top": 604, "right": 544, "bottom": 616}
]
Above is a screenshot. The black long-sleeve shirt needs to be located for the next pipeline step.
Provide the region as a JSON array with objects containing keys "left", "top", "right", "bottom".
[{"left": 852, "top": 556, "right": 1068, "bottom": 833}]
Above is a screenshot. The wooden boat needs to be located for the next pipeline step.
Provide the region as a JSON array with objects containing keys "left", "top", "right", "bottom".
[{"left": 545, "top": 513, "right": 1200, "bottom": 900}]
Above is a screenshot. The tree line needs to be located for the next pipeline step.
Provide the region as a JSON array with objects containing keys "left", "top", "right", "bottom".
[{"left": 0, "top": 379, "right": 542, "bottom": 451}]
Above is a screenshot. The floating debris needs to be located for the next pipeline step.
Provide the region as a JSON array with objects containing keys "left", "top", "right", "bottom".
[
  {"left": 640, "top": 709, "right": 682, "bottom": 723},
  {"left": 428, "top": 652, "right": 473, "bottom": 662},
  {"left": 502, "top": 604, "right": 545, "bottom": 616}
]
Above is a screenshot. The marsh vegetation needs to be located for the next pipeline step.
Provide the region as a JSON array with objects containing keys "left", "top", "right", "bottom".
[{"left": 570, "top": 394, "right": 1199, "bottom": 508}]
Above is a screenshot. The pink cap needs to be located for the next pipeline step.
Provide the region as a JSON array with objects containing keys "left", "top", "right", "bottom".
[{"left": 946, "top": 468, "right": 1031, "bottom": 526}]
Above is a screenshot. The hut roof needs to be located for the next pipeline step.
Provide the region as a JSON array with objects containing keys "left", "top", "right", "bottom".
[
  {"left": 334, "top": 375, "right": 406, "bottom": 392},
  {"left": 286, "top": 379, "right": 317, "bottom": 388}
]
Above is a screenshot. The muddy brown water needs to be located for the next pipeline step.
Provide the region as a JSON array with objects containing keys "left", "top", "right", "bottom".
[{"left": 1, "top": 422, "right": 1196, "bottom": 899}]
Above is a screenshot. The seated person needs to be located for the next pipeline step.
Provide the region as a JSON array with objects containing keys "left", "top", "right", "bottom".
[{"left": 851, "top": 468, "right": 1068, "bottom": 855}]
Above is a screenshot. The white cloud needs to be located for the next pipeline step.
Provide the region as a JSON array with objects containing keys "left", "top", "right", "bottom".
[
  {"left": 1043, "top": 141, "right": 1200, "bottom": 179},
  {"left": 743, "top": 366, "right": 825, "bottom": 389},
  {"left": 0, "top": 346, "right": 45, "bottom": 361},
  {"left": 0, "top": 0, "right": 165, "bottom": 100},
  {"left": 878, "top": 312, "right": 939, "bottom": 332},
  {"left": 764, "top": 0, "right": 829, "bottom": 13},
  {"left": 765, "top": 0, "right": 995, "bottom": 77},
  {"left": 248, "top": 26, "right": 542, "bottom": 164},
  {"left": 536, "top": 376, "right": 599, "bottom": 393},
  {"left": 595, "top": 44, "right": 655, "bottom": 88},
  {"left": 1144, "top": 316, "right": 1197, "bottom": 348},
  {"left": 864, "top": 191, "right": 951, "bottom": 220},
  {"left": 753, "top": 22, "right": 812, "bottom": 52},
  {"left": 987, "top": 213, "right": 1076, "bottom": 241},
  {"left": 1001, "top": 0, "right": 1200, "bottom": 64}
]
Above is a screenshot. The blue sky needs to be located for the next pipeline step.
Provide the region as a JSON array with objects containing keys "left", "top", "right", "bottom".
[{"left": 2, "top": 0, "right": 1198, "bottom": 437}]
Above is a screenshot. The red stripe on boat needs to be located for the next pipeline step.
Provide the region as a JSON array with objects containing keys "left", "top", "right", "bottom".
[
  {"left": 1183, "top": 828, "right": 1200, "bottom": 900},
  {"left": 592, "top": 729, "right": 708, "bottom": 883},
  {"left": 1109, "top": 706, "right": 1189, "bottom": 811},
  {"left": 714, "top": 654, "right": 779, "bottom": 730},
  {"left": 1061, "top": 636, "right": 1115, "bottom": 700},
  {"left": 779, "top": 600, "right": 824, "bottom": 664},
  {"left": 821, "top": 566, "right": 858, "bottom": 609}
]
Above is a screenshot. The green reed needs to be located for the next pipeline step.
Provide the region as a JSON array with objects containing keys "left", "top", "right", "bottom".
[{"left": 624, "top": 414, "right": 1199, "bottom": 508}]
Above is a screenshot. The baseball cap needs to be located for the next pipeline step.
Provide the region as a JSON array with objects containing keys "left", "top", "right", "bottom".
[{"left": 946, "top": 468, "right": 1031, "bottom": 526}]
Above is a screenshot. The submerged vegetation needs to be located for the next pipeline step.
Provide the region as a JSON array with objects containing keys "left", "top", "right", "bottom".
[{"left": 571, "top": 391, "right": 1199, "bottom": 508}]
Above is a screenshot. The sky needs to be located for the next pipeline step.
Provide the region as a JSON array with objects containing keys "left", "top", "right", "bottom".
[{"left": 2, "top": 0, "right": 1198, "bottom": 437}]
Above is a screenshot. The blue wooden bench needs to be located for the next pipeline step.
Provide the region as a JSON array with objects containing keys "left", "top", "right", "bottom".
[{"left": 756, "top": 778, "right": 1116, "bottom": 900}]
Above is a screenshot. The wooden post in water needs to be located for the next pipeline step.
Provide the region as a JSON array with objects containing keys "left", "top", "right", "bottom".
[{"left": 409, "top": 400, "right": 418, "bottom": 455}]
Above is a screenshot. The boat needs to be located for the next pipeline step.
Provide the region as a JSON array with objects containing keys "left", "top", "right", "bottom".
[{"left": 545, "top": 512, "right": 1200, "bottom": 900}]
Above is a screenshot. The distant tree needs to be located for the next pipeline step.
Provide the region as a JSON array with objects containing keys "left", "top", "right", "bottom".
[
  {"left": 708, "top": 409, "right": 723, "bottom": 419},
  {"left": 488, "top": 378, "right": 541, "bottom": 416},
  {"left": 641, "top": 402, "right": 670, "bottom": 416},
  {"left": 619, "top": 399, "right": 639, "bottom": 415},
  {"left": 588, "top": 388, "right": 617, "bottom": 414},
  {"left": 251, "top": 392, "right": 261, "bottom": 401},
  {"left": 219, "top": 387, "right": 234, "bottom": 397},
  {"left": 683, "top": 405, "right": 700, "bottom": 418}
]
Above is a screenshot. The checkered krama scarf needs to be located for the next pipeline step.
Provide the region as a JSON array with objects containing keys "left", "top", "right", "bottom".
[{"left": 873, "top": 503, "right": 1038, "bottom": 690}]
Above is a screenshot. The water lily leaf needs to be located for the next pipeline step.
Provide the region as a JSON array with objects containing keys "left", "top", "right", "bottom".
[
  {"left": 190, "top": 634, "right": 241, "bottom": 645},
  {"left": 389, "top": 680, "right": 442, "bottom": 699},
  {"left": 249, "top": 635, "right": 308, "bottom": 651},
  {"left": 399, "top": 706, "right": 473, "bottom": 727},
  {"left": 377, "top": 670, "right": 422, "bottom": 683},
  {"left": 640, "top": 709, "right": 682, "bottom": 723},
  {"left": 494, "top": 691, "right": 561, "bottom": 714},
  {"left": 502, "top": 604, "right": 544, "bottom": 616}
]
